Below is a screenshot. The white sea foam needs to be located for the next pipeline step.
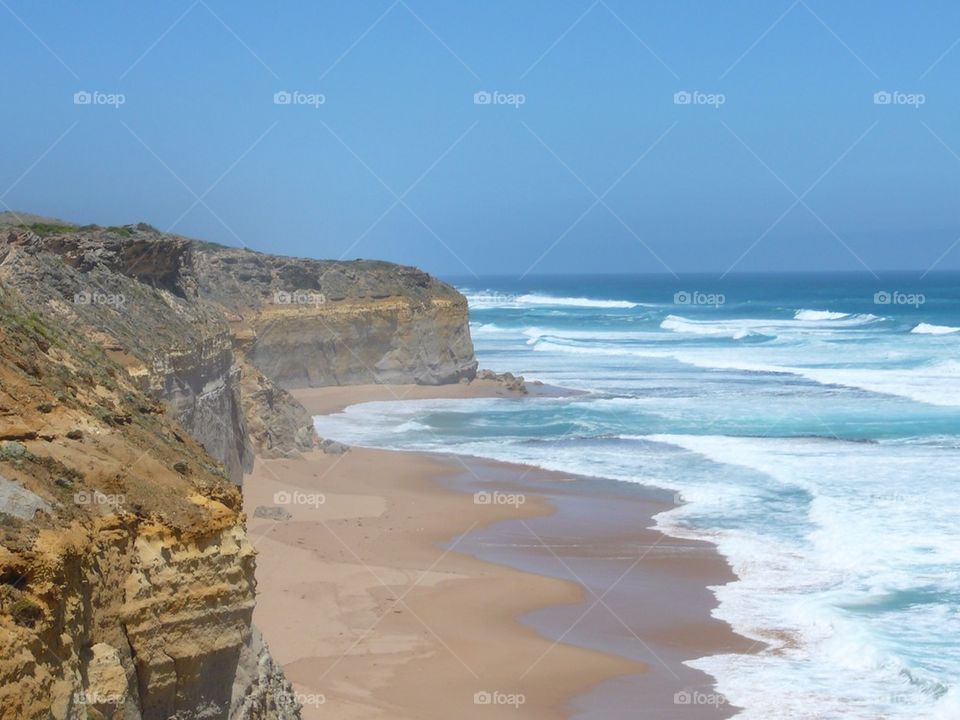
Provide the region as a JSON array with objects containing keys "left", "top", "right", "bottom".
[
  {"left": 470, "top": 322, "right": 513, "bottom": 336},
  {"left": 530, "top": 335, "right": 960, "bottom": 407},
  {"left": 462, "top": 290, "right": 645, "bottom": 309},
  {"left": 662, "top": 354, "right": 960, "bottom": 407},
  {"left": 515, "top": 293, "right": 640, "bottom": 309},
  {"left": 794, "top": 309, "right": 850, "bottom": 320},
  {"left": 640, "top": 434, "right": 960, "bottom": 719},
  {"left": 521, "top": 326, "right": 667, "bottom": 344},
  {"left": 911, "top": 322, "right": 960, "bottom": 335},
  {"left": 660, "top": 312, "right": 880, "bottom": 339},
  {"left": 660, "top": 315, "right": 769, "bottom": 338}
]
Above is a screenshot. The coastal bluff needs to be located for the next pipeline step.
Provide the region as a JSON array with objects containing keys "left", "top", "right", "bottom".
[
  {"left": 0, "top": 214, "right": 478, "bottom": 720},
  {"left": 0, "top": 215, "right": 477, "bottom": 478}
]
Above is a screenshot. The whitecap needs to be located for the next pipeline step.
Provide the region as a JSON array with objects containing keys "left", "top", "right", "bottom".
[
  {"left": 911, "top": 323, "right": 960, "bottom": 335},
  {"left": 794, "top": 309, "right": 851, "bottom": 321}
]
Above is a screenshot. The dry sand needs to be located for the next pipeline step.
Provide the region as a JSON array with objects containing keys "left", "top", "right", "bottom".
[{"left": 244, "top": 383, "right": 748, "bottom": 719}]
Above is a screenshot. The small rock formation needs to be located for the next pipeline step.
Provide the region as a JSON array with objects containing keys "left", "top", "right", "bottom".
[
  {"left": 477, "top": 368, "right": 528, "bottom": 394},
  {"left": 318, "top": 438, "right": 350, "bottom": 455},
  {"left": 253, "top": 505, "right": 292, "bottom": 522},
  {"left": 237, "top": 355, "right": 315, "bottom": 460}
]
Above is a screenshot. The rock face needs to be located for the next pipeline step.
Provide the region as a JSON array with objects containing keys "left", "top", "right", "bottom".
[
  {"left": 0, "top": 218, "right": 477, "bottom": 465},
  {"left": 0, "top": 284, "right": 298, "bottom": 719},
  {"left": 0, "top": 214, "right": 480, "bottom": 720},
  {"left": 190, "top": 245, "right": 478, "bottom": 387},
  {"left": 0, "top": 227, "right": 253, "bottom": 483}
]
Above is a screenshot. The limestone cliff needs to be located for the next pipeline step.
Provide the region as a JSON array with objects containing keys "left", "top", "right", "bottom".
[
  {"left": 0, "top": 284, "right": 298, "bottom": 719},
  {"left": 0, "top": 226, "right": 253, "bottom": 483},
  {"left": 190, "top": 246, "right": 477, "bottom": 388},
  {"left": 0, "top": 213, "right": 479, "bottom": 719},
  {"left": 0, "top": 217, "right": 477, "bottom": 460}
]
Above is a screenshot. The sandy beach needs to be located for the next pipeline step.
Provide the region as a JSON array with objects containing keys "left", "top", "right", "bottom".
[{"left": 244, "top": 383, "right": 750, "bottom": 719}]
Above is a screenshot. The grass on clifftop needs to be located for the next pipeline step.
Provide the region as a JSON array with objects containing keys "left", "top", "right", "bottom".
[{"left": 16, "top": 222, "right": 79, "bottom": 237}]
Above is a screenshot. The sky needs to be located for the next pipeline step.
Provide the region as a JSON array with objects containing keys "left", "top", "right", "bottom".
[{"left": 2, "top": 1, "right": 960, "bottom": 278}]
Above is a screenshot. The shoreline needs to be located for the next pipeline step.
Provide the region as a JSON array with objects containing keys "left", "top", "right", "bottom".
[{"left": 244, "top": 383, "right": 749, "bottom": 718}]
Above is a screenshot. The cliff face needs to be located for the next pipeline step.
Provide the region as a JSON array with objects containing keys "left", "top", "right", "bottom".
[
  {"left": 0, "top": 229, "right": 252, "bottom": 483},
  {"left": 0, "top": 285, "right": 297, "bottom": 719},
  {"left": 0, "top": 219, "right": 477, "bottom": 457},
  {"left": 0, "top": 214, "right": 479, "bottom": 719},
  {"left": 191, "top": 246, "right": 478, "bottom": 388}
]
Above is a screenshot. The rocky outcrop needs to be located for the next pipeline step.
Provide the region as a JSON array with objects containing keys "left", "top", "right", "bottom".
[
  {"left": 235, "top": 356, "right": 315, "bottom": 460},
  {"left": 0, "top": 284, "right": 299, "bottom": 719},
  {"left": 476, "top": 369, "right": 528, "bottom": 394}
]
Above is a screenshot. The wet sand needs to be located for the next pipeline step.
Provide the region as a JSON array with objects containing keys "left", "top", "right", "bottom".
[{"left": 244, "top": 384, "right": 750, "bottom": 719}]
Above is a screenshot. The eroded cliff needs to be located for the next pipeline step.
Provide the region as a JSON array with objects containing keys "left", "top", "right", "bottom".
[
  {"left": 0, "top": 284, "right": 297, "bottom": 719},
  {"left": 0, "top": 218, "right": 477, "bottom": 459},
  {"left": 191, "top": 247, "right": 477, "bottom": 387},
  {"left": 0, "top": 213, "right": 479, "bottom": 719},
  {"left": 0, "top": 226, "right": 253, "bottom": 483}
]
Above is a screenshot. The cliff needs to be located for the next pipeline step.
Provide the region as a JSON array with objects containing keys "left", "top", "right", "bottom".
[
  {"left": 0, "top": 213, "right": 479, "bottom": 719},
  {"left": 190, "top": 246, "right": 477, "bottom": 388},
  {"left": 0, "top": 225, "right": 254, "bottom": 483},
  {"left": 0, "top": 284, "right": 296, "bottom": 719},
  {"left": 0, "top": 218, "right": 477, "bottom": 463}
]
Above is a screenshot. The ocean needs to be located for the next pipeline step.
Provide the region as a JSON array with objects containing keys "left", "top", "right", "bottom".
[{"left": 312, "top": 272, "right": 960, "bottom": 719}]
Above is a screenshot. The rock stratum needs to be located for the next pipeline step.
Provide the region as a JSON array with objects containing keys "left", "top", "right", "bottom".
[{"left": 0, "top": 214, "right": 478, "bottom": 719}]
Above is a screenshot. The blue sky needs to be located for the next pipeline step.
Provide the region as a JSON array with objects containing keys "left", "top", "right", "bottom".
[{"left": 2, "top": 1, "right": 960, "bottom": 277}]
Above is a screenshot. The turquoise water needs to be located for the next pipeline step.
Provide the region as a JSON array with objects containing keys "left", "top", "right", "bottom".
[{"left": 313, "top": 273, "right": 960, "bottom": 719}]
